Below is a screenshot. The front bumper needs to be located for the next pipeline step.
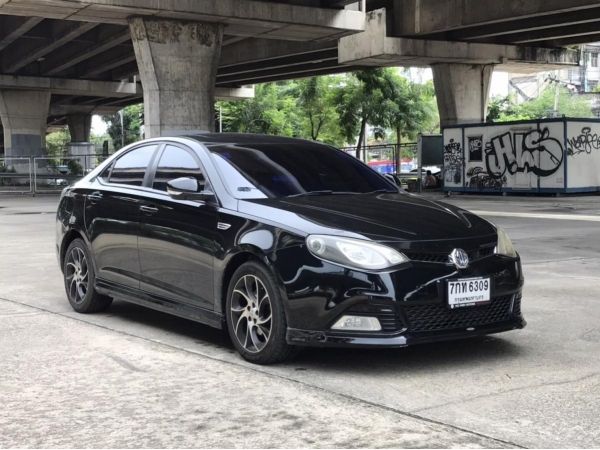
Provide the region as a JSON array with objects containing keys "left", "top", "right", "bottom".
[
  {"left": 275, "top": 236, "right": 525, "bottom": 348},
  {"left": 287, "top": 311, "right": 526, "bottom": 348}
]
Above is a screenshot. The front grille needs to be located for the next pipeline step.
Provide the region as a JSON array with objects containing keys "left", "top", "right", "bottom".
[
  {"left": 402, "top": 294, "right": 519, "bottom": 333},
  {"left": 405, "top": 244, "right": 496, "bottom": 264}
]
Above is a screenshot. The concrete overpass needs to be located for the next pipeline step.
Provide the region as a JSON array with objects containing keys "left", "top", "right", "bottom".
[{"left": 0, "top": 0, "right": 599, "bottom": 158}]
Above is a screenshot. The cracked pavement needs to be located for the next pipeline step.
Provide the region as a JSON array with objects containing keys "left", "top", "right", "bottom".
[{"left": 0, "top": 194, "right": 599, "bottom": 448}]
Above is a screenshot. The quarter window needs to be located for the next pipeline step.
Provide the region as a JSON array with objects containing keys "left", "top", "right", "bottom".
[
  {"left": 109, "top": 145, "right": 157, "bottom": 186},
  {"left": 152, "top": 145, "right": 205, "bottom": 191}
]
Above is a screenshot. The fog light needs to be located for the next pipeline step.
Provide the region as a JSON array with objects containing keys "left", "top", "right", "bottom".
[{"left": 331, "top": 315, "right": 382, "bottom": 331}]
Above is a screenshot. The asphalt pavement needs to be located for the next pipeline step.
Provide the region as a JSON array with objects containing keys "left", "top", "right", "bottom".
[{"left": 0, "top": 193, "right": 599, "bottom": 448}]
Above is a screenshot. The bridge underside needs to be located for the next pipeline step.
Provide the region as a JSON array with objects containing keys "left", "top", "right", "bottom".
[{"left": 0, "top": 0, "right": 599, "bottom": 155}]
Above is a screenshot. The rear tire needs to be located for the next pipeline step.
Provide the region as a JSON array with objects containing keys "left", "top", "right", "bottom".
[
  {"left": 63, "top": 238, "right": 112, "bottom": 313},
  {"left": 225, "top": 261, "right": 296, "bottom": 364}
]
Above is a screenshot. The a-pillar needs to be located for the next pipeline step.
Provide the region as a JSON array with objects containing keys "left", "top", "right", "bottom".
[
  {"left": 0, "top": 90, "right": 50, "bottom": 158},
  {"left": 431, "top": 63, "right": 494, "bottom": 128},
  {"left": 67, "top": 112, "right": 94, "bottom": 172},
  {"left": 129, "top": 17, "right": 224, "bottom": 137}
]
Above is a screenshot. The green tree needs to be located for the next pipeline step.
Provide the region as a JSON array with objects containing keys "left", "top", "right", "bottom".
[
  {"left": 45, "top": 129, "right": 71, "bottom": 158},
  {"left": 102, "top": 103, "right": 143, "bottom": 150},
  {"left": 335, "top": 68, "right": 392, "bottom": 159},
  {"left": 294, "top": 76, "right": 343, "bottom": 143},
  {"left": 218, "top": 82, "right": 300, "bottom": 137},
  {"left": 381, "top": 73, "right": 438, "bottom": 146},
  {"left": 487, "top": 86, "right": 593, "bottom": 122}
]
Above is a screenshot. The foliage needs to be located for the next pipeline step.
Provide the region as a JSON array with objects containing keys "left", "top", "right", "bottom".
[
  {"left": 218, "top": 83, "right": 300, "bottom": 137},
  {"left": 67, "top": 159, "right": 83, "bottom": 176},
  {"left": 380, "top": 74, "right": 438, "bottom": 145},
  {"left": 294, "top": 76, "right": 344, "bottom": 143},
  {"left": 46, "top": 129, "right": 71, "bottom": 158},
  {"left": 217, "top": 70, "right": 438, "bottom": 155},
  {"left": 101, "top": 103, "right": 144, "bottom": 150},
  {"left": 334, "top": 69, "right": 392, "bottom": 157},
  {"left": 487, "top": 86, "right": 593, "bottom": 122},
  {"left": 96, "top": 71, "right": 439, "bottom": 156}
]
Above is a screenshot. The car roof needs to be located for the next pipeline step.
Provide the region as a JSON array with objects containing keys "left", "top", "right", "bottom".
[{"left": 181, "top": 132, "right": 317, "bottom": 146}]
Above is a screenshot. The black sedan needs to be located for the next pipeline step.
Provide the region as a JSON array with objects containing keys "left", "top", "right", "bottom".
[{"left": 56, "top": 133, "right": 525, "bottom": 364}]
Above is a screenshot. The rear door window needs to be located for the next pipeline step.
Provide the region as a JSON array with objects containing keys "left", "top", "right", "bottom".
[{"left": 109, "top": 145, "right": 157, "bottom": 186}]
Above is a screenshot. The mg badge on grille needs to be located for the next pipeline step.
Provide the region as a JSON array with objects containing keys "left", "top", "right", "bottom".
[{"left": 449, "top": 248, "right": 469, "bottom": 269}]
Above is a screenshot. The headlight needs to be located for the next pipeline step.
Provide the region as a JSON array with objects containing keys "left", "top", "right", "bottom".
[
  {"left": 306, "top": 235, "right": 408, "bottom": 270},
  {"left": 495, "top": 227, "right": 517, "bottom": 257}
]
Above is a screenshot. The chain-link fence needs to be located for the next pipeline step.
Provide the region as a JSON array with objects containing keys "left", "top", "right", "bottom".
[{"left": 0, "top": 153, "right": 110, "bottom": 194}]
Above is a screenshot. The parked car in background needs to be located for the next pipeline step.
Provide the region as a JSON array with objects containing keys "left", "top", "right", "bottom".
[{"left": 56, "top": 134, "right": 525, "bottom": 364}]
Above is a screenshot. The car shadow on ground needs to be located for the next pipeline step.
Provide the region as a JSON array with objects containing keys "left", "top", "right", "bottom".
[
  {"left": 105, "top": 300, "right": 524, "bottom": 373},
  {"left": 287, "top": 336, "right": 523, "bottom": 375}
]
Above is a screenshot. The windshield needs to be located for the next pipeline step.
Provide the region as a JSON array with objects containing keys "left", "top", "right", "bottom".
[{"left": 209, "top": 143, "right": 396, "bottom": 199}]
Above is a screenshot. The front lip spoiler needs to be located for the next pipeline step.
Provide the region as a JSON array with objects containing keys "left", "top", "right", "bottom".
[{"left": 286, "top": 317, "right": 526, "bottom": 348}]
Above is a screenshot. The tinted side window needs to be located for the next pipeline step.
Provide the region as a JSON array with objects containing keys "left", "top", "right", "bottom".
[
  {"left": 109, "top": 145, "right": 157, "bottom": 186},
  {"left": 152, "top": 145, "right": 205, "bottom": 191}
]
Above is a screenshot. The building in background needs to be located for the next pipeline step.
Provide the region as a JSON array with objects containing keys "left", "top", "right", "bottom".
[{"left": 507, "top": 43, "right": 600, "bottom": 116}]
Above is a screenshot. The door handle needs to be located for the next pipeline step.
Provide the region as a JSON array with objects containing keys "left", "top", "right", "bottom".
[
  {"left": 139, "top": 205, "right": 158, "bottom": 215},
  {"left": 88, "top": 191, "right": 103, "bottom": 203}
]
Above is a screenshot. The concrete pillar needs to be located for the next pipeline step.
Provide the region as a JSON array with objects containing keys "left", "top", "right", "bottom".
[
  {"left": 67, "top": 113, "right": 94, "bottom": 172},
  {"left": 67, "top": 113, "right": 91, "bottom": 143},
  {"left": 431, "top": 63, "right": 494, "bottom": 128},
  {"left": 0, "top": 90, "right": 50, "bottom": 158},
  {"left": 129, "top": 17, "right": 224, "bottom": 138}
]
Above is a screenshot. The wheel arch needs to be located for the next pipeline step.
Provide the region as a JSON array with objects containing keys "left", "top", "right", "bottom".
[{"left": 59, "top": 228, "right": 91, "bottom": 272}]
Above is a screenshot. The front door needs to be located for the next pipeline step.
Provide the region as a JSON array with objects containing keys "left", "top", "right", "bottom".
[
  {"left": 138, "top": 144, "right": 217, "bottom": 310},
  {"left": 85, "top": 144, "right": 159, "bottom": 290}
]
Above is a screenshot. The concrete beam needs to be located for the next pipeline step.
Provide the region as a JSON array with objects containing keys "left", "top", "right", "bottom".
[
  {"left": 393, "top": 0, "right": 600, "bottom": 36},
  {"left": 0, "top": 0, "right": 365, "bottom": 41},
  {"left": 0, "top": 16, "right": 43, "bottom": 52},
  {"left": 422, "top": 6, "right": 600, "bottom": 42},
  {"left": 44, "top": 29, "right": 130, "bottom": 76},
  {"left": 0, "top": 74, "right": 140, "bottom": 97},
  {"left": 338, "top": 9, "right": 580, "bottom": 72},
  {"left": 2, "top": 21, "right": 97, "bottom": 73}
]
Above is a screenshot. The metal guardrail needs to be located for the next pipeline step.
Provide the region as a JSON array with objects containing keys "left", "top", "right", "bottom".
[
  {"left": 0, "top": 153, "right": 110, "bottom": 194},
  {"left": 0, "top": 157, "right": 33, "bottom": 194}
]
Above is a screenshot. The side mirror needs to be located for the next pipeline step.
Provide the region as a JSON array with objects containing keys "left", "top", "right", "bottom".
[{"left": 166, "top": 177, "right": 214, "bottom": 202}]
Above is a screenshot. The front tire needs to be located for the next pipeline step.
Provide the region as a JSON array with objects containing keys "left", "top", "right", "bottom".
[
  {"left": 226, "top": 261, "right": 295, "bottom": 364},
  {"left": 63, "top": 238, "right": 112, "bottom": 313}
]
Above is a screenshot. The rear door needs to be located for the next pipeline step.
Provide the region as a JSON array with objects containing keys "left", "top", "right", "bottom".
[
  {"left": 137, "top": 143, "right": 218, "bottom": 310},
  {"left": 85, "top": 144, "right": 160, "bottom": 290}
]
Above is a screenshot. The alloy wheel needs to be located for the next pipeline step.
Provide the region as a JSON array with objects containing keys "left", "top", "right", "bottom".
[
  {"left": 65, "top": 247, "right": 88, "bottom": 304},
  {"left": 230, "top": 274, "right": 272, "bottom": 353}
]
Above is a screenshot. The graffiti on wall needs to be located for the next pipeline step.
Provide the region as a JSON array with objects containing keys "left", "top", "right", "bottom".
[
  {"left": 443, "top": 139, "right": 463, "bottom": 183},
  {"left": 466, "top": 166, "right": 505, "bottom": 189},
  {"left": 567, "top": 126, "right": 600, "bottom": 156},
  {"left": 482, "top": 128, "right": 564, "bottom": 180},
  {"left": 468, "top": 136, "right": 483, "bottom": 161}
]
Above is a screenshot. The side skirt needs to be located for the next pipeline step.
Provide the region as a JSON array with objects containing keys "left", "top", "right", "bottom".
[{"left": 96, "top": 278, "right": 224, "bottom": 329}]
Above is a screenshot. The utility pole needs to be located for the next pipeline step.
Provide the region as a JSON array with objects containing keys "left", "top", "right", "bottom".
[{"left": 119, "top": 109, "right": 125, "bottom": 148}]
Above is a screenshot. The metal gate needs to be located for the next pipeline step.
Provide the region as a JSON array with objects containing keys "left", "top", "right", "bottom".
[{"left": 0, "top": 154, "right": 110, "bottom": 194}]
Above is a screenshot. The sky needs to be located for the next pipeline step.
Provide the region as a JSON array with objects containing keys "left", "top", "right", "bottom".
[{"left": 91, "top": 114, "right": 108, "bottom": 135}]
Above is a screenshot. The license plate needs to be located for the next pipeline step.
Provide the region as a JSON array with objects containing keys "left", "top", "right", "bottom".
[{"left": 447, "top": 277, "right": 491, "bottom": 309}]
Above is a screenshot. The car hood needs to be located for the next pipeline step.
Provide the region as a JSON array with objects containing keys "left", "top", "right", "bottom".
[{"left": 242, "top": 193, "right": 496, "bottom": 242}]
